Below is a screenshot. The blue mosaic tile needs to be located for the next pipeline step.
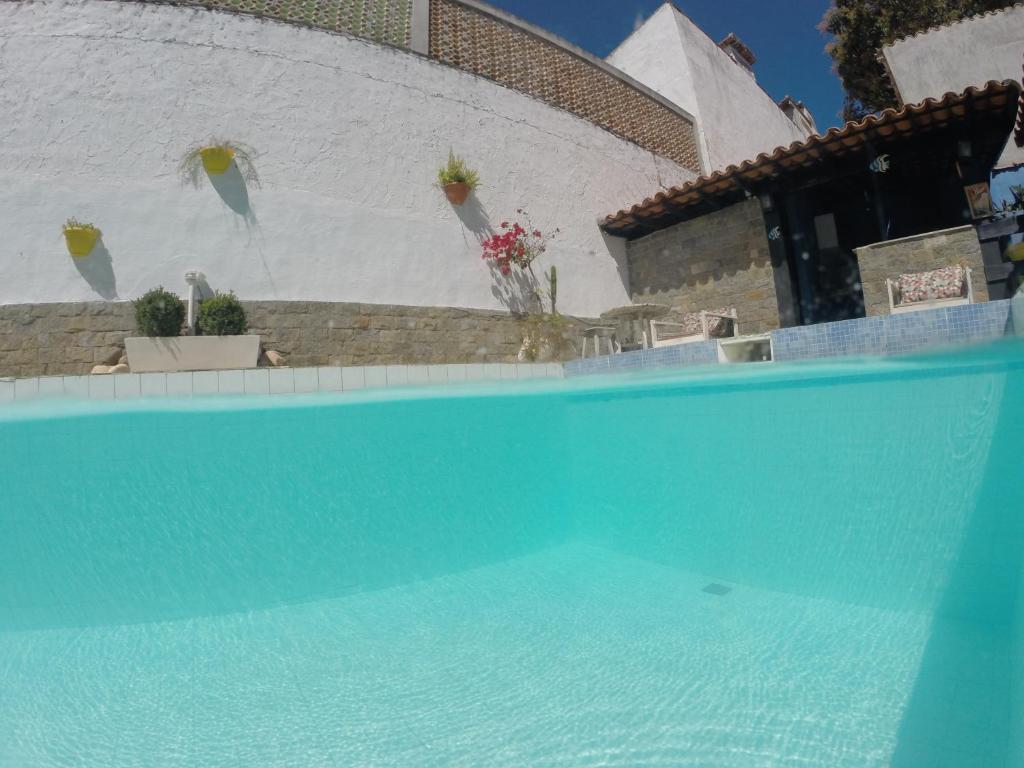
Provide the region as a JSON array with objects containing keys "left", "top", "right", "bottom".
[{"left": 566, "top": 300, "right": 1013, "bottom": 376}]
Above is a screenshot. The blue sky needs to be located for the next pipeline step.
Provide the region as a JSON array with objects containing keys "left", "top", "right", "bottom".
[{"left": 487, "top": 0, "right": 846, "bottom": 130}]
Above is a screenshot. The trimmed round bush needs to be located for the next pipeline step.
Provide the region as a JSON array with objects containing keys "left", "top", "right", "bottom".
[
  {"left": 196, "top": 292, "right": 247, "bottom": 336},
  {"left": 134, "top": 287, "right": 185, "bottom": 337}
]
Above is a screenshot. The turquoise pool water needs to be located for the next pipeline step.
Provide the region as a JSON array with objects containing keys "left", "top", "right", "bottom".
[{"left": 1, "top": 341, "right": 1023, "bottom": 767}]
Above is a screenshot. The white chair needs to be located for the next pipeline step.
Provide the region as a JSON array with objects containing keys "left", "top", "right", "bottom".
[
  {"left": 887, "top": 266, "right": 973, "bottom": 315},
  {"left": 651, "top": 309, "right": 738, "bottom": 348}
]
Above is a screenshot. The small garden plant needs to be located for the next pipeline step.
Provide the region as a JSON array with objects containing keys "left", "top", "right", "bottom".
[
  {"left": 179, "top": 140, "right": 260, "bottom": 188},
  {"left": 481, "top": 209, "right": 559, "bottom": 314},
  {"left": 437, "top": 150, "right": 479, "bottom": 190},
  {"left": 196, "top": 292, "right": 247, "bottom": 336},
  {"left": 62, "top": 218, "right": 100, "bottom": 235},
  {"left": 134, "top": 287, "right": 185, "bottom": 337}
]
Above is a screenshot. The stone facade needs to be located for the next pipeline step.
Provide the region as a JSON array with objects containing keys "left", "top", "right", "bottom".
[
  {"left": 855, "top": 225, "right": 989, "bottom": 317},
  {"left": 626, "top": 198, "right": 781, "bottom": 333},
  {"left": 0, "top": 301, "right": 588, "bottom": 378},
  {"left": 0, "top": 302, "right": 136, "bottom": 379}
]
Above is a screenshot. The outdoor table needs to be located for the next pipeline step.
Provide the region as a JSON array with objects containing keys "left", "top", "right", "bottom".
[{"left": 600, "top": 303, "right": 672, "bottom": 350}]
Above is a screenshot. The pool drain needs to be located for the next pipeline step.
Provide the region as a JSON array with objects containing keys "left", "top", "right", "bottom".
[{"left": 702, "top": 583, "right": 732, "bottom": 596}]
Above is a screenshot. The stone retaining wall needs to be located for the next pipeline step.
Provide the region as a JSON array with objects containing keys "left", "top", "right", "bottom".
[
  {"left": 855, "top": 226, "right": 989, "bottom": 316},
  {"left": 626, "top": 198, "right": 782, "bottom": 333},
  {"left": 0, "top": 301, "right": 587, "bottom": 378}
]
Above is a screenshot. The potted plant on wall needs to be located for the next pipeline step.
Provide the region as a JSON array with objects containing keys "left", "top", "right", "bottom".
[
  {"left": 125, "top": 288, "right": 261, "bottom": 373},
  {"left": 62, "top": 218, "right": 102, "bottom": 258},
  {"left": 179, "top": 140, "right": 260, "bottom": 186},
  {"left": 438, "top": 150, "right": 479, "bottom": 205}
]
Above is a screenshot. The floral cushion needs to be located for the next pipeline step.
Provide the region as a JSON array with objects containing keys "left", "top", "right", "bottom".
[
  {"left": 679, "top": 308, "right": 735, "bottom": 338},
  {"left": 895, "top": 266, "right": 966, "bottom": 305}
]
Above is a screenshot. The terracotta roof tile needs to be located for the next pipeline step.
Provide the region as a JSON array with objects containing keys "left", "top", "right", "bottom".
[{"left": 603, "top": 80, "right": 1022, "bottom": 237}]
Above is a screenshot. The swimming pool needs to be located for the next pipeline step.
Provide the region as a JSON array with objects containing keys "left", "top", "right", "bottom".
[{"left": 2, "top": 340, "right": 1023, "bottom": 767}]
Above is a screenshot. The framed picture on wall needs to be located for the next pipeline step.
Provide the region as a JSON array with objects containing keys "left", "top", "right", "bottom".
[{"left": 964, "top": 182, "right": 995, "bottom": 219}]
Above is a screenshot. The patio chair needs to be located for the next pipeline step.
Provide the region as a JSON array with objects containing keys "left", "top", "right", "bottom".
[
  {"left": 887, "top": 265, "right": 973, "bottom": 315},
  {"left": 651, "top": 308, "right": 738, "bottom": 348}
]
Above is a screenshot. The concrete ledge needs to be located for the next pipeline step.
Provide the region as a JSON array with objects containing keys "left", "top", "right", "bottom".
[{"left": 0, "top": 362, "right": 565, "bottom": 404}]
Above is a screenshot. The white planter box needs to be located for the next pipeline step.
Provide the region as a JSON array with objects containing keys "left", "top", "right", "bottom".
[{"left": 125, "top": 336, "right": 261, "bottom": 373}]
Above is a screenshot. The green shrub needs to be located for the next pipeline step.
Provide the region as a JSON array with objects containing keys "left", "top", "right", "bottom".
[
  {"left": 197, "top": 292, "right": 247, "bottom": 336},
  {"left": 134, "top": 287, "right": 185, "bottom": 337}
]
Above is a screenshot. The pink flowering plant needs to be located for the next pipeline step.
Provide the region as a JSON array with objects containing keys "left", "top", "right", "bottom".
[{"left": 481, "top": 209, "right": 559, "bottom": 313}]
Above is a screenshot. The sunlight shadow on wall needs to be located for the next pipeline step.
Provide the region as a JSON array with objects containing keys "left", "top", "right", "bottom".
[
  {"left": 489, "top": 263, "right": 540, "bottom": 314},
  {"left": 210, "top": 165, "right": 257, "bottom": 228},
  {"left": 454, "top": 193, "right": 493, "bottom": 243},
  {"left": 602, "top": 229, "right": 631, "bottom": 297},
  {"left": 73, "top": 239, "right": 118, "bottom": 300}
]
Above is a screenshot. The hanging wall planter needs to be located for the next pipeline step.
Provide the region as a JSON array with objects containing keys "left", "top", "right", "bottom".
[
  {"left": 443, "top": 181, "right": 471, "bottom": 205},
  {"left": 437, "top": 150, "right": 479, "bottom": 206},
  {"left": 180, "top": 140, "right": 260, "bottom": 188},
  {"left": 63, "top": 219, "right": 101, "bottom": 258},
  {"left": 199, "top": 145, "right": 235, "bottom": 175}
]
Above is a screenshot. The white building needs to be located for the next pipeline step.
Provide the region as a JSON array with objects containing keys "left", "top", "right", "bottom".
[
  {"left": 607, "top": 2, "right": 816, "bottom": 173},
  {"left": 880, "top": 4, "right": 1024, "bottom": 169},
  {"left": 0, "top": 0, "right": 816, "bottom": 375}
]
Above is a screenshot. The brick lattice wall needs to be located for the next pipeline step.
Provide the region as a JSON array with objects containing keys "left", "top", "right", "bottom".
[
  {"left": 0, "top": 300, "right": 587, "bottom": 378},
  {"left": 855, "top": 226, "right": 989, "bottom": 317},
  {"left": 170, "top": 0, "right": 414, "bottom": 47},
  {"left": 626, "top": 199, "right": 782, "bottom": 333},
  {"left": 428, "top": 0, "right": 702, "bottom": 173}
]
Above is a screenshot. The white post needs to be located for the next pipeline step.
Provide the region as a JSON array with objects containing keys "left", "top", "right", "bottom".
[{"left": 184, "top": 270, "right": 205, "bottom": 335}]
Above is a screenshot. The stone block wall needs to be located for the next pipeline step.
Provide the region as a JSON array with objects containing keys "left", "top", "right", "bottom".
[
  {"left": 0, "top": 302, "right": 136, "bottom": 379},
  {"left": 855, "top": 225, "right": 989, "bottom": 317},
  {"left": 626, "top": 198, "right": 781, "bottom": 333},
  {"left": 0, "top": 301, "right": 588, "bottom": 378}
]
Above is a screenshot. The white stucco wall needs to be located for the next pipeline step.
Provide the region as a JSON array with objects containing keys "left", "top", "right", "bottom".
[
  {"left": 881, "top": 5, "right": 1024, "bottom": 168},
  {"left": 607, "top": 3, "right": 813, "bottom": 174},
  {"left": 0, "top": 0, "right": 695, "bottom": 316}
]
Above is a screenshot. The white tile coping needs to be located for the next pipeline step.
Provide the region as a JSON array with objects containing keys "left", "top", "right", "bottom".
[{"left": 0, "top": 363, "right": 565, "bottom": 403}]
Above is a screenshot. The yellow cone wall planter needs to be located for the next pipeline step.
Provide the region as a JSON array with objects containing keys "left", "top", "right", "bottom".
[
  {"left": 62, "top": 220, "right": 101, "bottom": 258},
  {"left": 1006, "top": 242, "right": 1024, "bottom": 262},
  {"left": 199, "top": 146, "right": 235, "bottom": 175},
  {"left": 180, "top": 141, "right": 259, "bottom": 189}
]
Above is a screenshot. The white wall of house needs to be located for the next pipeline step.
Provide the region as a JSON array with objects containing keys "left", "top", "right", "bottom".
[
  {"left": 607, "top": 3, "right": 814, "bottom": 174},
  {"left": 0, "top": 0, "right": 695, "bottom": 317},
  {"left": 881, "top": 5, "right": 1024, "bottom": 168}
]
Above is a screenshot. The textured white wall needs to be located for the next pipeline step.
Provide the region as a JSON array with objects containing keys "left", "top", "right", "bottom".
[
  {"left": 607, "top": 4, "right": 812, "bottom": 174},
  {"left": 882, "top": 6, "right": 1024, "bottom": 168},
  {"left": 0, "top": 0, "right": 694, "bottom": 316}
]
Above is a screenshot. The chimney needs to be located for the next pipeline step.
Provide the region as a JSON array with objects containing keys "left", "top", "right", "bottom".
[
  {"left": 718, "top": 33, "right": 756, "bottom": 76},
  {"left": 778, "top": 96, "right": 818, "bottom": 136}
]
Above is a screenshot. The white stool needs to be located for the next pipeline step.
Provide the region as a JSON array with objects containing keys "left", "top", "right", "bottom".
[{"left": 580, "top": 326, "right": 619, "bottom": 359}]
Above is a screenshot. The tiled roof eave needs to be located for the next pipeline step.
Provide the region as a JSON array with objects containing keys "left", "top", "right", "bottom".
[{"left": 603, "top": 80, "right": 1022, "bottom": 236}]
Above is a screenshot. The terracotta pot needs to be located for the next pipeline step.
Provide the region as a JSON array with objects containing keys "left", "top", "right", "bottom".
[{"left": 443, "top": 181, "right": 471, "bottom": 205}]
